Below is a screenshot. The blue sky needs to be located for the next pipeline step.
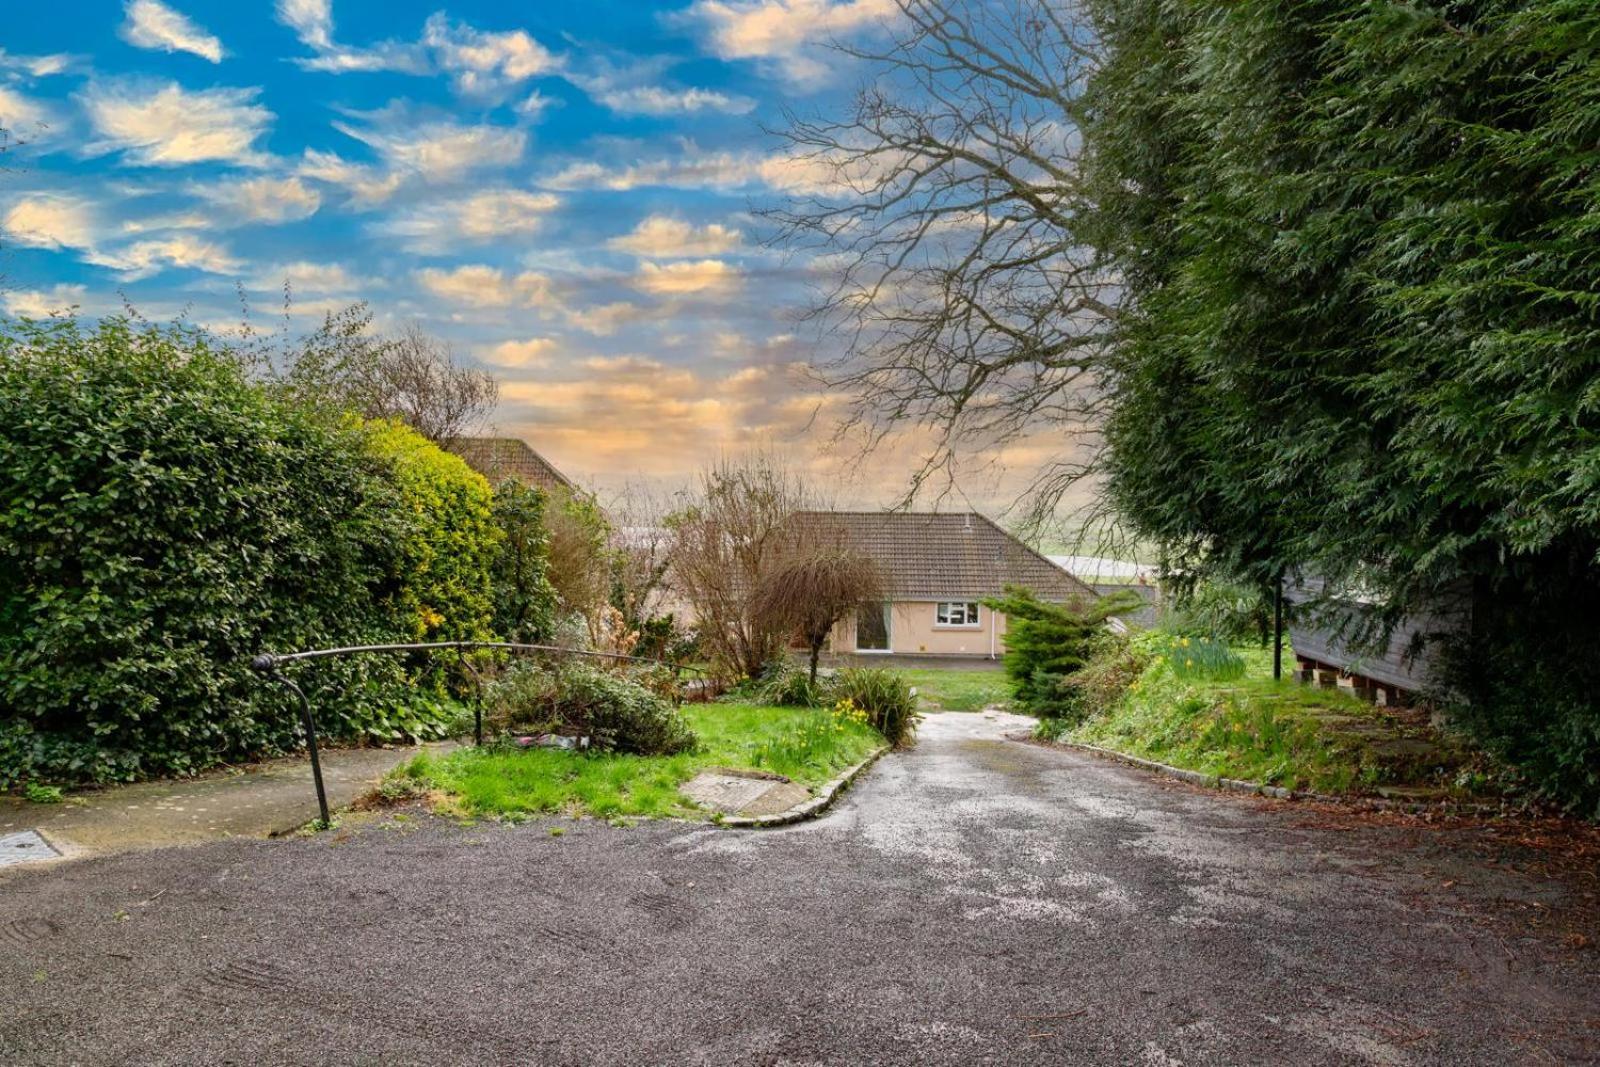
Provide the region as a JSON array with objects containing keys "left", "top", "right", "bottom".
[{"left": 0, "top": 1, "right": 1052, "bottom": 509}]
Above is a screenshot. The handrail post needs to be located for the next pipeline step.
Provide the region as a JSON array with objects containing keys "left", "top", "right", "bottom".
[
  {"left": 1272, "top": 573, "right": 1285, "bottom": 681},
  {"left": 253, "top": 654, "right": 331, "bottom": 829},
  {"left": 459, "top": 653, "right": 485, "bottom": 748}
]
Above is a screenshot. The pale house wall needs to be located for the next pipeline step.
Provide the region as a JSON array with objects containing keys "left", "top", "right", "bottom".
[{"left": 830, "top": 600, "right": 1007, "bottom": 658}]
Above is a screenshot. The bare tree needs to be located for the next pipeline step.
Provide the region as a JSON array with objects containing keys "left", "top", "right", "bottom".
[
  {"left": 371, "top": 323, "right": 499, "bottom": 445},
  {"left": 543, "top": 486, "right": 614, "bottom": 634},
  {"left": 766, "top": 0, "right": 1111, "bottom": 533},
  {"left": 236, "top": 302, "right": 496, "bottom": 444},
  {"left": 667, "top": 454, "right": 818, "bottom": 679},
  {"left": 751, "top": 549, "right": 884, "bottom": 685},
  {"left": 605, "top": 481, "right": 680, "bottom": 630}
]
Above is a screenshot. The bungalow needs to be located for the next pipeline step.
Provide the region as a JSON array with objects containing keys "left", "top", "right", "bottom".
[
  {"left": 448, "top": 436, "right": 574, "bottom": 493},
  {"left": 805, "top": 511, "right": 1099, "bottom": 660}
]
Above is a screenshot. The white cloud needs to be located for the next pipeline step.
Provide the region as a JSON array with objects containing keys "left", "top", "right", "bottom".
[
  {"left": 89, "top": 234, "right": 242, "bottom": 279},
  {"left": 379, "top": 188, "right": 559, "bottom": 253},
  {"left": 276, "top": 0, "right": 333, "bottom": 50},
  {"left": 0, "top": 50, "right": 75, "bottom": 78},
  {"left": 634, "top": 259, "right": 742, "bottom": 295},
  {"left": 250, "top": 260, "right": 370, "bottom": 294},
  {"left": 275, "top": 0, "right": 426, "bottom": 74},
  {"left": 515, "top": 90, "right": 559, "bottom": 119},
  {"left": 483, "top": 337, "right": 556, "bottom": 368},
  {"left": 3, "top": 195, "right": 100, "bottom": 251},
  {"left": 590, "top": 85, "right": 754, "bottom": 116},
  {"left": 563, "top": 301, "right": 647, "bottom": 336},
  {"left": 3, "top": 284, "right": 88, "bottom": 318},
  {"left": 683, "top": 0, "right": 896, "bottom": 84},
  {"left": 296, "top": 148, "right": 403, "bottom": 207},
  {"left": 416, "top": 265, "right": 551, "bottom": 308},
  {"left": 544, "top": 143, "right": 850, "bottom": 195},
  {"left": 121, "top": 211, "right": 211, "bottom": 234},
  {"left": 608, "top": 215, "right": 743, "bottom": 257},
  {"left": 2, "top": 194, "right": 247, "bottom": 278},
  {"left": 334, "top": 108, "right": 525, "bottom": 180},
  {"left": 276, "top": 5, "right": 562, "bottom": 90},
  {"left": 0, "top": 86, "right": 53, "bottom": 132},
  {"left": 196, "top": 175, "right": 321, "bottom": 225},
  {"left": 80, "top": 81, "right": 272, "bottom": 167},
  {"left": 422, "top": 14, "right": 562, "bottom": 99},
  {"left": 120, "top": 0, "right": 225, "bottom": 63}
]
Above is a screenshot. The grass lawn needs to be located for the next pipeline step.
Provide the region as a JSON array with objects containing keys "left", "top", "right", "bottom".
[
  {"left": 897, "top": 668, "right": 1012, "bottom": 712},
  {"left": 389, "top": 702, "right": 884, "bottom": 820},
  {"left": 1065, "top": 643, "right": 1494, "bottom": 797}
]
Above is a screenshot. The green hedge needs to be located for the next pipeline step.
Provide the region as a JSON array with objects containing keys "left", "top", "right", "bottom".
[
  {"left": 361, "top": 419, "right": 497, "bottom": 643},
  {"left": 0, "top": 317, "right": 497, "bottom": 786}
]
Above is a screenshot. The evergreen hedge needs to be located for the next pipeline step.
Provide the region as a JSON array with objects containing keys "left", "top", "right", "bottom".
[
  {"left": 0, "top": 318, "right": 495, "bottom": 786},
  {"left": 1084, "top": 0, "right": 1600, "bottom": 814}
]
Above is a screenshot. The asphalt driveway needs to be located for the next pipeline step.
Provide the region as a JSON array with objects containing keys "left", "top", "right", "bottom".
[{"left": 2, "top": 713, "right": 1596, "bottom": 1065}]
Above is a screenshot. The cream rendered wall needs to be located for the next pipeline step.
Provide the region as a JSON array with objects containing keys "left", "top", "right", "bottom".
[{"left": 830, "top": 601, "right": 1006, "bottom": 659}]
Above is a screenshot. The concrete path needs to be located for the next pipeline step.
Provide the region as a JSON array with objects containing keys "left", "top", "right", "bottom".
[
  {"left": 0, "top": 743, "right": 449, "bottom": 858},
  {"left": 1, "top": 713, "right": 1596, "bottom": 1065}
]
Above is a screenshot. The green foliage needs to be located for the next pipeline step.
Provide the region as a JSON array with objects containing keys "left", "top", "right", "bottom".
[
  {"left": 1084, "top": 0, "right": 1600, "bottom": 814},
  {"left": 0, "top": 317, "right": 499, "bottom": 788},
  {"left": 487, "top": 480, "right": 558, "bottom": 643},
  {"left": 831, "top": 668, "right": 919, "bottom": 748},
  {"left": 360, "top": 419, "right": 496, "bottom": 642},
  {"left": 1054, "top": 632, "right": 1154, "bottom": 726},
  {"left": 983, "top": 585, "right": 1143, "bottom": 715},
  {"left": 1066, "top": 639, "right": 1496, "bottom": 797},
  {"left": 0, "top": 318, "right": 410, "bottom": 785},
  {"left": 1167, "top": 579, "right": 1272, "bottom": 646},
  {"left": 398, "top": 700, "right": 881, "bottom": 819},
  {"left": 895, "top": 668, "right": 1012, "bottom": 712},
  {"left": 486, "top": 661, "right": 696, "bottom": 756},
  {"left": 630, "top": 613, "right": 700, "bottom": 666},
  {"left": 22, "top": 782, "right": 63, "bottom": 804},
  {"left": 1154, "top": 634, "right": 1245, "bottom": 682},
  {"left": 751, "top": 697, "right": 874, "bottom": 774},
  {"left": 753, "top": 658, "right": 827, "bottom": 707}
]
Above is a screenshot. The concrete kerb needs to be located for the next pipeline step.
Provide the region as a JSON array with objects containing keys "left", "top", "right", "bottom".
[
  {"left": 1024, "top": 735, "right": 1507, "bottom": 817},
  {"left": 718, "top": 745, "right": 891, "bottom": 829}
]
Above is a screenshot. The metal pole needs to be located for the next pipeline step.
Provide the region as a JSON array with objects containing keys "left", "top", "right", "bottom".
[
  {"left": 254, "top": 656, "right": 330, "bottom": 829},
  {"left": 1272, "top": 574, "right": 1284, "bottom": 681}
]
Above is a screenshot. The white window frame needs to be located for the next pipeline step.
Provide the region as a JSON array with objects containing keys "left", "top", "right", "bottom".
[{"left": 934, "top": 601, "right": 981, "bottom": 629}]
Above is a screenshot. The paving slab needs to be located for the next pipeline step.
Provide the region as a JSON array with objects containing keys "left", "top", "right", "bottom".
[
  {"left": 680, "top": 770, "right": 794, "bottom": 815},
  {"left": 0, "top": 742, "right": 454, "bottom": 858},
  {"left": 0, "top": 830, "right": 59, "bottom": 869}
]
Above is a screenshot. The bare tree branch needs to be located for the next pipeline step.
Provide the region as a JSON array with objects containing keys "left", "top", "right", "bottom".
[{"left": 765, "top": 0, "right": 1114, "bottom": 534}]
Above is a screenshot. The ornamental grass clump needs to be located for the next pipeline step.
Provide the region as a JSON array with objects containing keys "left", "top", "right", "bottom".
[
  {"left": 1155, "top": 635, "right": 1245, "bottom": 682},
  {"left": 831, "top": 668, "right": 919, "bottom": 748}
]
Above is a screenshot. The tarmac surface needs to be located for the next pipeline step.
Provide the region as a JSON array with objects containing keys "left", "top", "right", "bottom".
[{"left": 2, "top": 712, "right": 1596, "bottom": 1065}]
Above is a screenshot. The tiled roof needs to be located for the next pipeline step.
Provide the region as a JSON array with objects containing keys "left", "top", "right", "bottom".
[
  {"left": 794, "top": 511, "right": 1098, "bottom": 603},
  {"left": 448, "top": 437, "right": 573, "bottom": 493}
]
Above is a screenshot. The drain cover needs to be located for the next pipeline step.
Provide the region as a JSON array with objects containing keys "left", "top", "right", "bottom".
[{"left": 0, "top": 831, "right": 59, "bottom": 869}]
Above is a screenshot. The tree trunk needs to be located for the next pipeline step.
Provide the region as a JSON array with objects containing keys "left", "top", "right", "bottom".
[{"left": 808, "top": 639, "right": 823, "bottom": 686}]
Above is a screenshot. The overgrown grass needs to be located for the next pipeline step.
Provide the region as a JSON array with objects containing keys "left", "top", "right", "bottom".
[
  {"left": 896, "top": 668, "right": 1011, "bottom": 712},
  {"left": 1063, "top": 641, "right": 1493, "bottom": 797},
  {"left": 390, "top": 701, "right": 883, "bottom": 820}
]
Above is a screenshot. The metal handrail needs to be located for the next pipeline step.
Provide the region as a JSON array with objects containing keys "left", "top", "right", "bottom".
[{"left": 250, "top": 640, "right": 707, "bottom": 828}]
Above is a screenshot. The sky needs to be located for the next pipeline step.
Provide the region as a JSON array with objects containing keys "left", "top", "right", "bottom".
[{"left": 0, "top": 0, "right": 1070, "bottom": 515}]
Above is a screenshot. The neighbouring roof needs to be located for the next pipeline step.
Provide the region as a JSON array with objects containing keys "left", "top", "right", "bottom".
[
  {"left": 796, "top": 511, "right": 1098, "bottom": 603},
  {"left": 448, "top": 437, "right": 573, "bottom": 493},
  {"left": 1048, "top": 554, "right": 1158, "bottom": 586}
]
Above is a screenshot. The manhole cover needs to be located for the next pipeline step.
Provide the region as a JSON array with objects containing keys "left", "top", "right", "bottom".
[{"left": 0, "top": 831, "right": 60, "bottom": 869}]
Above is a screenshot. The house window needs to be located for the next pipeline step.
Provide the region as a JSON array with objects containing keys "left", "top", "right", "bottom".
[{"left": 935, "top": 601, "right": 980, "bottom": 627}]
